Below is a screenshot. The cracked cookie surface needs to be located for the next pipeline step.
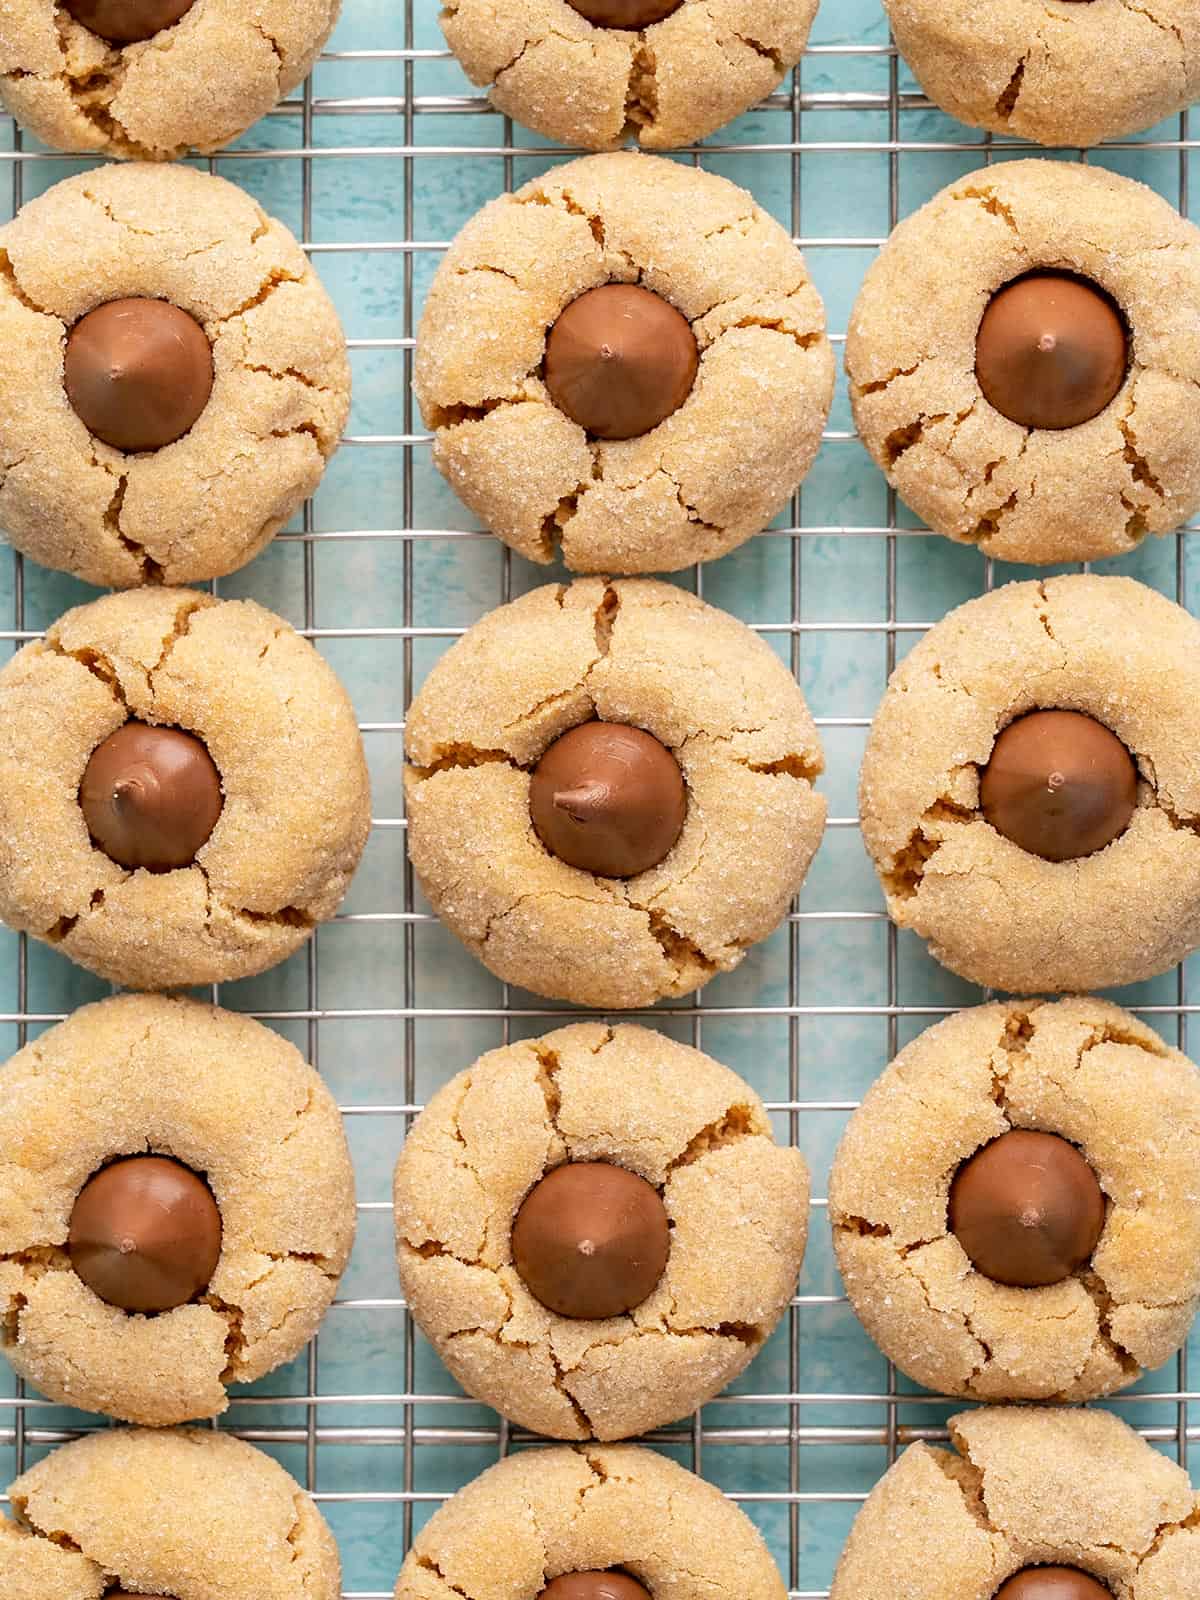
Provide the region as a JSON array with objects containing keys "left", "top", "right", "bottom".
[
  {"left": 0, "top": 994, "right": 355, "bottom": 1425},
  {"left": 846, "top": 160, "right": 1200, "bottom": 565},
  {"left": 0, "top": 162, "right": 350, "bottom": 588},
  {"left": 0, "top": 585, "right": 370, "bottom": 990},
  {"left": 1, "top": 1426, "right": 341, "bottom": 1598},
  {"left": 884, "top": 0, "right": 1200, "bottom": 150},
  {"left": 440, "top": 0, "right": 819, "bottom": 152},
  {"left": 404, "top": 577, "right": 826, "bottom": 1009},
  {"left": 394, "top": 1022, "right": 809, "bottom": 1440},
  {"left": 415, "top": 153, "right": 834, "bottom": 575},
  {"left": 830, "top": 1404, "right": 1200, "bottom": 1599},
  {"left": 830, "top": 998, "right": 1200, "bottom": 1403},
  {"left": 395, "top": 1442, "right": 786, "bottom": 1598},
  {"left": 0, "top": 0, "right": 341, "bottom": 160},
  {"left": 859, "top": 574, "right": 1200, "bottom": 993}
]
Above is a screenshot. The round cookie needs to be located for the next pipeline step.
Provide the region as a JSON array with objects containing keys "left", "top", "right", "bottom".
[
  {"left": 830, "top": 1405, "right": 1200, "bottom": 1600},
  {"left": 440, "top": 0, "right": 819, "bottom": 152},
  {"left": 404, "top": 577, "right": 826, "bottom": 1009},
  {"left": 415, "top": 153, "right": 834, "bottom": 575},
  {"left": 1, "top": 1427, "right": 341, "bottom": 1599},
  {"left": 0, "top": 585, "right": 370, "bottom": 990},
  {"left": 829, "top": 998, "right": 1200, "bottom": 1402},
  {"left": 0, "top": 993, "right": 355, "bottom": 1425},
  {"left": 846, "top": 160, "right": 1200, "bottom": 565},
  {"left": 395, "top": 1023, "right": 808, "bottom": 1440},
  {"left": 0, "top": 1, "right": 342, "bottom": 161},
  {"left": 394, "top": 1443, "right": 786, "bottom": 1600},
  {"left": 884, "top": 0, "right": 1200, "bottom": 150},
  {"left": 859, "top": 574, "right": 1200, "bottom": 994},
  {"left": 0, "top": 163, "right": 350, "bottom": 588}
]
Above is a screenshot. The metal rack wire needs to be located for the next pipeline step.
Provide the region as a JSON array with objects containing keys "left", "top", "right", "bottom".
[{"left": 0, "top": 5, "right": 1198, "bottom": 1598}]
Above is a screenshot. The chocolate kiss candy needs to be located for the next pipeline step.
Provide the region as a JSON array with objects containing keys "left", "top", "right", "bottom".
[
  {"left": 68, "top": 1155, "right": 223, "bottom": 1314},
  {"left": 541, "top": 1576, "right": 654, "bottom": 1600},
  {"left": 566, "top": 0, "right": 683, "bottom": 24},
  {"left": 980, "top": 709, "right": 1137, "bottom": 863},
  {"left": 976, "top": 272, "right": 1127, "bottom": 430},
  {"left": 949, "top": 1130, "right": 1105, "bottom": 1289},
  {"left": 512, "top": 1162, "right": 670, "bottom": 1319},
  {"left": 994, "top": 1568, "right": 1112, "bottom": 1600},
  {"left": 62, "top": 0, "right": 195, "bottom": 44},
  {"left": 80, "top": 721, "right": 223, "bottom": 872},
  {"left": 530, "top": 722, "right": 687, "bottom": 878},
  {"left": 544, "top": 284, "right": 698, "bottom": 441},
  {"left": 65, "top": 297, "right": 213, "bottom": 452}
]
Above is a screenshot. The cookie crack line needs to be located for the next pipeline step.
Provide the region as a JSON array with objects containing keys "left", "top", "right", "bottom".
[{"left": 995, "top": 54, "right": 1028, "bottom": 122}]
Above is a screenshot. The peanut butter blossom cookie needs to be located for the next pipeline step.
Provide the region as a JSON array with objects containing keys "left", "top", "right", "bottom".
[
  {"left": 0, "top": 163, "right": 349, "bottom": 589},
  {"left": 830, "top": 998, "right": 1200, "bottom": 1402},
  {"left": 0, "top": 994, "right": 355, "bottom": 1426},
  {"left": 860, "top": 575, "right": 1200, "bottom": 994},
  {"left": 0, "top": 0, "right": 342, "bottom": 160},
  {"left": 395, "top": 1022, "right": 808, "bottom": 1440},
  {"left": 440, "top": 0, "right": 819, "bottom": 151},
  {"left": 404, "top": 578, "right": 826, "bottom": 1008},
  {"left": 830, "top": 1406, "right": 1200, "bottom": 1600},
  {"left": 884, "top": 0, "right": 1200, "bottom": 149},
  {"left": 0, "top": 1427, "right": 341, "bottom": 1598},
  {"left": 416, "top": 153, "right": 834, "bottom": 574},
  {"left": 0, "top": 585, "right": 370, "bottom": 990},
  {"left": 847, "top": 160, "right": 1200, "bottom": 565},
  {"left": 394, "top": 1444, "right": 786, "bottom": 1600}
]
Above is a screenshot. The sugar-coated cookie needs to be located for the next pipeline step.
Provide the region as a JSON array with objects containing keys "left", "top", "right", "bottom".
[
  {"left": 1, "top": 1427, "right": 341, "bottom": 1599},
  {"left": 0, "top": 164, "right": 349, "bottom": 588},
  {"left": 848, "top": 161, "right": 1200, "bottom": 564},
  {"left": 0, "top": 0, "right": 341, "bottom": 160},
  {"left": 860, "top": 575, "right": 1200, "bottom": 994},
  {"left": 417, "top": 154, "right": 833, "bottom": 575},
  {"left": 395, "top": 1022, "right": 809, "bottom": 1440},
  {"left": 830, "top": 998, "right": 1200, "bottom": 1402},
  {"left": 395, "top": 1443, "right": 786, "bottom": 1600},
  {"left": 0, "top": 586, "right": 370, "bottom": 990},
  {"left": 0, "top": 994, "right": 356, "bottom": 1425},
  {"left": 405, "top": 578, "right": 826, "bottom": 1008}
]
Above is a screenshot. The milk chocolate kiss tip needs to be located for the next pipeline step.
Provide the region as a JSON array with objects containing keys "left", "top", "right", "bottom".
[
  {"left": 567, "top": 0, "right": 682, "bottom": 24},
  {"left": 980, "top": 709, "right": 1137, "bottom": 863},
  {"left": 530, "top": 722, "right": 687, "bottom": 878},
  {"left": 68, "top": 1154, "right": 222, "bottom": 1314},
  {"left": 994, "top": 1567, "right": 1112, "bottom": 1600},
  {"left": 541, "top": 1575, "right": 654, "bottom": 1600},
  {"left": 65, "top": 296, "right": 213, "bottom": 453},
  {"left": 949, "top": 1129, "right": 1105, "bottom": 1289},
  {"left": 62, "top": 0, "right": 195, "bottom": 45},
  {"left": 512, "top": 1161, "right": 670, "bottom": 1320},
  {"left": 544, "top": 283, "right": 698, "bottom": 441},
  {"left": 80, "top": 721, "right": 223, "bottom": 873},
  {"left": 976, "top": 271, "right": 1127, "bottom": 431}
]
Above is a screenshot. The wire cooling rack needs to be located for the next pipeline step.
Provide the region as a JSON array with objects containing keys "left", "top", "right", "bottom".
[{"left": 1, "top": 3, "right": 1200, "bottom": 1596}]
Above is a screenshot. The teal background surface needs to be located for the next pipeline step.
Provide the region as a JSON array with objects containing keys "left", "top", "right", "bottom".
[{"left": 1, "top": 2, "right": 1198, "bottom": 1595}]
